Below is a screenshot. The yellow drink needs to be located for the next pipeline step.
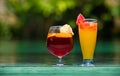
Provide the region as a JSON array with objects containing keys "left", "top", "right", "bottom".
[{"left": 78, "top": 20, "right": 97, "bottom": 59}]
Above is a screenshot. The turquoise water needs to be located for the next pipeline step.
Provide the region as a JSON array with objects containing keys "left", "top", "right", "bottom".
[
  {"left": 0, "top": 40, "right": 120, "bottom": 75},
  {"left": 0, "top": 40, "right": 119, "bottom": 53},
  {"left": 0, "top": 40, "right": 120, "bottom": 65}
]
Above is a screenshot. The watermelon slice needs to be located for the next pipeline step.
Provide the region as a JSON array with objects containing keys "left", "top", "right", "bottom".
[{"left": 76, "top": 13, "right": 85, "bottom": 26}]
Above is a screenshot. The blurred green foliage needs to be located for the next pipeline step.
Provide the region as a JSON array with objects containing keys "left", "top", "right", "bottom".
[
  {"left": 0, "top": 0, "right": 119, "bottom": 40},
  {"left": 7, "top": 0, "right": 76, "bottom": 16},
  {"left": 105, "top": 0, "right": 120, "bottom": 17}
]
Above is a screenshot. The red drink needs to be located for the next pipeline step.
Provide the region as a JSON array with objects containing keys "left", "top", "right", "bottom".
[{"left": 47, "top": 33, "right": 73, "bottom": 58}]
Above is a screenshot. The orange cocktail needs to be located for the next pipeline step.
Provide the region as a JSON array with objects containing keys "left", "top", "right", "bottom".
[
  {"left": 76, "top": 13, "right": 97, "bottom": 66},
  {"left": 78, "top": 20, "right": 97, "bottom": 59}
]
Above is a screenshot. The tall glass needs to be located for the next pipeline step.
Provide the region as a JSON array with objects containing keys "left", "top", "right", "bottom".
[
  {"left": 78, "top": 19, "right": 97, "bottom": 66},
  {"left": 47, "top": 26, "right": 73, "bottom": 66}
]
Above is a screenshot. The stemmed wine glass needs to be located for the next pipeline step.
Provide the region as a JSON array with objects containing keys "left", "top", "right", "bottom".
[{"left": 46, "top": 25, "right": 73, "bottom": 66}]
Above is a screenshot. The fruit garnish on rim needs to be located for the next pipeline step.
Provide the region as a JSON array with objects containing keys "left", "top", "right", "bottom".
[
  {"left": 76, "top": 13, "right": 97, "bottom": 30},
  {"left": 76, "top": 13, "right": 85, "bottom": 26},
  {"left": 60, "top": 24, "right": 74, "bottom": 35}
]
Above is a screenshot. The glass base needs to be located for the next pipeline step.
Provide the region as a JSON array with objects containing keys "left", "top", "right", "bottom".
[
  {"left": 56, "top": 63, "right": 64, "bottom": 66},
  {"left": 81, "top": 59, "right": 94, "bottom": 67}
]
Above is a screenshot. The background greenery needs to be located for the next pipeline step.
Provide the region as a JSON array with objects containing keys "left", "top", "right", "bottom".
[{"left": 0, "top": 0, "right": 119, "bottom": 40}]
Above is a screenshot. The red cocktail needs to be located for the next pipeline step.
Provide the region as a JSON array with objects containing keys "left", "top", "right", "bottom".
[
  {"left": 46, "top": 25, "right": 74, "bottom": 66},
  {"left": 47, "top": 33, "right": 73, "bottom": 58}
]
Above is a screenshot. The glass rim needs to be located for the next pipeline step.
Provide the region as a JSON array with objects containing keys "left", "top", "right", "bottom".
[
  {"left": 50, "top": 25, "right": 63, "bottom": 28},
  {"left": 85, "top": 18, "right": 97, "bottom": 22}
]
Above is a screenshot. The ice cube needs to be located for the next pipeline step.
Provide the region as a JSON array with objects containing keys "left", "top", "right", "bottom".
[{"left": 60, "top": 24, "right": 74, "bottom": 35}]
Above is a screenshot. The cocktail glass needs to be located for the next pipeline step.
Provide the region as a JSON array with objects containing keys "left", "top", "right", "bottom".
[
  {"left": 47, "top": 25, "right": 73, "bottom": 66},
  {"left": 78, "top": 19, "right": 97, "bottom": 66}
]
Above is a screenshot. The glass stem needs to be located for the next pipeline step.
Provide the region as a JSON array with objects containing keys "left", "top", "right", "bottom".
[
  {"left": 57, "top": 56, "right": 63, "bottom": 66},
  {"left": 58, "top": 58, "right": 62, "bottom": 64}
]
